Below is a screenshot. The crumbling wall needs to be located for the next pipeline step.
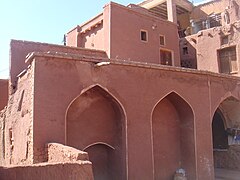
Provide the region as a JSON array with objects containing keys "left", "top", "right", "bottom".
[
  {"left": 214, "top": 145, "right": 240, "bottom": 170},
  {"left": 179, "top": 37, "right": 197, "bottom": 69},
  {"left": 191, "top": 0, "right": 229, "bottom": 20},
  {"left": 47, "top": 143, "right": 89, "bottom": 163},
  {"left": 0, "top": 108, "right": 7, "bottom": 165},
  {"left": 3, "top": 64, "right": 34, "bottom": 166},
  {"left": 0, "top": 162, "right": 93, "bottom": 180},
  {"left": 180, "top": 21, "right": 240, "bottom": 75}
]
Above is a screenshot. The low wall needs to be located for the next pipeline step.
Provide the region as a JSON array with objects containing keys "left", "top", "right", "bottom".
[
  {"left": 47, "top": 143, "right": 89, "bottom": 162},
  {"left": 214, "top": 145, "right": 240, "bottom": 170},
  {"left": 0, "top": 162, "right": 93, "bottom": 180}
]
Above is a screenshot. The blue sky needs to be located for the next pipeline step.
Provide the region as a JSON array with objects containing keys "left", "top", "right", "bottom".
[{"left": 0, "top": 0, "right": 203, "bottom": 79}]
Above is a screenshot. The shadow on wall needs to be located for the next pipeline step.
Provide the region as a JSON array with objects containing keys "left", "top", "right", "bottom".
[
  {"left": 179, "top": 37, "right": 197, "bottom": 69},
  {"left": 212, "top": 96, "right": 240, "bottom": 171},
  {"left": 152, "top": 92, "right": 196, "bottom": 180},
  {"left": 66, "top": 85, "right": 126, "bottom": 180}
]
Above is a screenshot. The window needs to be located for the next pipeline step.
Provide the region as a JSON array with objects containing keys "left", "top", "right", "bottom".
[
  {"left": 160, "top": 49, "right": 172, "bottom": 66},
  {"left": 160, "top": 35, "right": 165, "bottom": 46},
  {"left": 221, "top": 36, "right": 229, "bottom": 45},
  {"left": 140, "top": 30, "right": 147, "bottom": 42},
  {"left": 218, "top": 46, "right": 238, "bottom": 74},
  {"left": 183, "top": 47, "right": 188, "bottom": 55}
]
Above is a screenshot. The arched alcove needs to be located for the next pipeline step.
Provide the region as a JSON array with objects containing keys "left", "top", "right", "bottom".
[
  {"left": 152, "top": 92, "right": 195, "bottom": 180},
  {"left": 84, "top": 143, "right": 115, "bottom": 180},
  {"left": 212, "top": 96, "right": 240, "bottom": 170},
  {"left": 212, "top": 110, "right": 228, "bottom": 150},
  {"left": 66, "top": 85, "right": 126, "bottom": 180}
]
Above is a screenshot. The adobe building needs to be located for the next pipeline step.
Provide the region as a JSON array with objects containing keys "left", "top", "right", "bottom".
[{"left": 1, "top": 0, "right": 240, "bottom": 180}]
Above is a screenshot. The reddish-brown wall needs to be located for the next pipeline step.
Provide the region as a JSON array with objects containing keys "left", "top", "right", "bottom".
[
  {"left": 3, "top": 66, "right": 35, "bottom": 166},
  {"left": 180, "top": 21, "right": 240, "bottom": 75},
  {"left": 0, "top": 162, "right": 93, "bottom": 180},
  {"left": 66, "top": 28, "right": 78, "bottom": 47},
  {"left": 78, "top": 23, "right": 104, "bottom": 50},
  {"left": 10, "top": 40, "right": 107, "bottom": 90},
  {"left": 29, "top": 49, "right": 240, "bottom": 179},
  {"left": 0, "top": 79, "right": 8, "bottom": 110},
  {"left": 66, "top": 2, "right": 180, "bottom": 66},
  {"left": 109, "top": 2, "right": 180, "bottom": 65},
  {"left": 47, "top": 143, "right": 89, "bottom": 163}
]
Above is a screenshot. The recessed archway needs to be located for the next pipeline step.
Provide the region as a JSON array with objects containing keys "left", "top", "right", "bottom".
[
  {"left": 66, "top": 85, "right": 126, "bottom": 180},
  {"left": 152, "top": 92, "right": 195, "bottom": 179},
  {"left": 212, "top": 110, "right": 228, "bottom": 150},
  {"left": 84, "top": 143, "right": 115, "bottom": 180},
  {"left": 212, "top": 96, "right": 240, "bottom": 170}
]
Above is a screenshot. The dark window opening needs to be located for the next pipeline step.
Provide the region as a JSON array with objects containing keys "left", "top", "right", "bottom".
[
  {"left": 141, "top": 30, "right": 147, "bottom": 41},
  {"left": 183, "top": 47, "right": 188, "bottom": 55},
  {"left": 221, "top": 36, "right": 229, "bottom": 45},
  {"left": 218, "top": 46, "right": 237, "bottom": 74},
  {"left": 212, "top": 111, "right": 228, "bottom": 150},
  {"left": 160, "top": 50, "right": 172, "bottom": 66},
  {"left": 160, "top": 35, "right": 165, "bottom": 46}
]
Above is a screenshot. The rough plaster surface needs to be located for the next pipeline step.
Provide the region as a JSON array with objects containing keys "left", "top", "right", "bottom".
[
  {"left": 0, "top": 162, "right": 93, "bottom": 180},
  {"left": 3, "top": 34, "right": 240, "bottom": 179},
  {"left": 180, "top": 21, "right": 240, "bottom": 76},
  {"left": 0, "top": 108, "right": 7, "bottom": 165},
  {"left": 29, "top": 50, "right": 240, "bottom": 180},
  {"left": 214, "top": 145, "right": 240, "bottom": 170},
  {"left": 47, "top": 143, "right": 89, "bottom": 163},
  {"left": 2, "top": 64, "right": 34, "bottom": 166}
]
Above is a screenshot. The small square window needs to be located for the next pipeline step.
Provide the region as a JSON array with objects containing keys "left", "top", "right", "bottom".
[
  {"left": 141, "top": 30, "right": 147, "bottom": 42},
  {"left": 160, "top": 35, "right": 165, "bottom": 46},
  {"left": 221, "top": 36, "right": 229, "bottom": 45}
]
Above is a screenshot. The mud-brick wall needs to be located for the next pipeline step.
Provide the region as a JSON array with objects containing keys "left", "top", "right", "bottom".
[
  {"left": 0, "top": 162, "right": 93, "bottom": 180},
  {"left": 214, "top": 145, "right": 240, "bottom": 170},
  {"left": 1, "top": 64, "right": 35, "bottom": 166},
  {"left": 0, "top": 79, "right": 8, "bottom": 111}
]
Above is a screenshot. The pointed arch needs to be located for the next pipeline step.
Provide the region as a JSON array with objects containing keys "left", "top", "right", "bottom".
[
  {"left": 151, "top": 91, "right": 194, "bottom": 115},
  {"left": 83, "top": 142, "right": 115, "bottom": 151},
  {"left": 212, "top": 95, "right": 240, "bottom": 127},
  {"left": 151, "top": 91, "right": 196, "bottom": 180},
  {"left": 65, "top": 84, "right": 126, "bottom": 180},
  {"left": 212, "top": 95, "right": 240, "bottom": 170}
]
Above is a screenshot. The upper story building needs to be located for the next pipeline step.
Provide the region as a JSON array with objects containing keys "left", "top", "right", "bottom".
[
  {"left": 66, "top": 2, "right": 181, "bottom": 66},
  {"left": 66, "top": 0, "right": 240, "bottom": 76}
]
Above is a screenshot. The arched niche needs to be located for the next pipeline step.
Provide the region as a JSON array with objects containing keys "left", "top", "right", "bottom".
[
  {"left": 152, "top": 92, "right": 195, "bottom": 180},
  {"left": 66, "top": 85, "right": 126, "bottom": 180},
  {"left": 84, "top": 143, "right": 115, "bottom": 180},
  {"left": 212, "top": 96, "right": 240, "bottom": 170},
  {"left": 212, "top": 110, "right": 228, "bottom": 150},
  {"left": 216, "top": 96, "right": 240, "bottom": 128}
]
